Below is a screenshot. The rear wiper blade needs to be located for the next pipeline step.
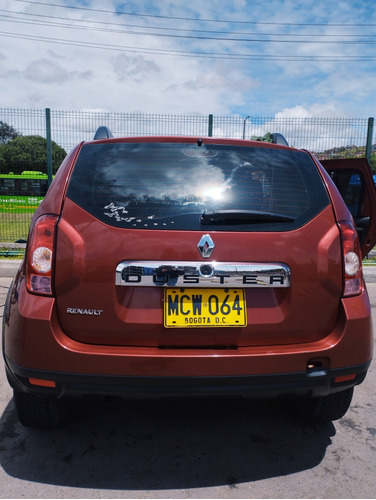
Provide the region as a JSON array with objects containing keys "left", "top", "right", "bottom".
[{"left": 200, "top": 210, "right": 295, "bottom": 225}]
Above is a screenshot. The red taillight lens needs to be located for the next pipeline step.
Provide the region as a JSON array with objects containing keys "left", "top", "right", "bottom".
[
  {"left": 338, "top": 220, "right": 363, "bottom": 297},
  {"left": 26, "top": 214, "right": 58, "bottom": 296}
]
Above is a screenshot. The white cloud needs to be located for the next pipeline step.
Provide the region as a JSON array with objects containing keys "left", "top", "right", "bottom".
[
  {"left": 182, "top": 70, "right": 255, "bottom": 92},
  {"left": 0, "top": 0, "right": 374, "bottom": 117},
  {"left": 275, "top": 103, "right": 344, "bottom": 118},
  {"left": 21, "top": 59, "right": 92, "bottom": 84},
  {"left": 112, "top": 54, "right": 160, "bottom": 82}
]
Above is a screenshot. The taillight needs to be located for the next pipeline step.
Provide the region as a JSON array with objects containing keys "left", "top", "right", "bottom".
[
  {"left": 338, "top": 220, "right": 363, "bottom": 297},
  {"left": 26, "top": 214, "right": 58, "bottom": 296}
]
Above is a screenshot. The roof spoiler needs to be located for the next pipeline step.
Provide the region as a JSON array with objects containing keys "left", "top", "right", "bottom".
[{"left": 93, "top": 126, "right": 113, "bottom": 140}]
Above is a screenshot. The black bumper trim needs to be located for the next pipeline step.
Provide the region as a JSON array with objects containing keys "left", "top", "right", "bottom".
[{"left": 4, "top": 357, "right": 371, "bottom": 400}]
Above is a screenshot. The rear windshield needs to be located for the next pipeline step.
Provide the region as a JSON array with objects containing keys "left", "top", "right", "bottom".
[{"left": 66, "top": 141, "right": 330, "bottom": 231}]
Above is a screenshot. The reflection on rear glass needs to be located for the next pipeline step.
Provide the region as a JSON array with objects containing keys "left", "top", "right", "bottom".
[{"left": 67, "top": 142, "right": 329, "bottom": 231}]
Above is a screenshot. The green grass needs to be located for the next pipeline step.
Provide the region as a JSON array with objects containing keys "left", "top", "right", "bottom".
[
  {"left": 0, "top": 212, "right": 33, "bottom": 242},
  {"left": 363, "top": 257, "right": 376, "bottom": 265}
]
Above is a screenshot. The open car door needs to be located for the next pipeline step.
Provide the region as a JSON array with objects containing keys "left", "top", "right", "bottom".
[{"left": 321, "top": 158, "right": 376, "bottom": 259}]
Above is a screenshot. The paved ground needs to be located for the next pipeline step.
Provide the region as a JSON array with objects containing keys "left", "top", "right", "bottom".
[{"left": 0, "top": 261, "right": 375, "bottom": 498}]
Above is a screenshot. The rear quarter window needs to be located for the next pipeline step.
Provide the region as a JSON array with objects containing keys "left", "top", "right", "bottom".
[{"left": 66, "top": 141, "right": 330, "bottom": 232}]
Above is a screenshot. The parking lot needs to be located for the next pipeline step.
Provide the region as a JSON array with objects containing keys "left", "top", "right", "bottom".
[{"left": 0, "top": 262, "right": 375, "bottom": 499}]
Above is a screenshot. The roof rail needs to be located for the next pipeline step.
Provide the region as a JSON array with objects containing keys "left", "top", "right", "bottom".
[
  {"left": 271, "top": 133, "right": 289, "bottom": 146},
  {"left": 93, "top": 126, "right": 113, "bottom": 140}
]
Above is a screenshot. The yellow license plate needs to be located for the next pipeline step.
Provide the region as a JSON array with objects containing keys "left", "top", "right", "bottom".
[{"left": 164, "top": 288, "right": 247, "bottom": 328}]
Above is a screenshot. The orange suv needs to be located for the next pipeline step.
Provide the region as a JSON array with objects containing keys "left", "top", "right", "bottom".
[{"left": 3, "top": 129, "right": 376, "bottom": 428}]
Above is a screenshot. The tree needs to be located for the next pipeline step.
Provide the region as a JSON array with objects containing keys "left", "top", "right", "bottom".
[
  {"left": 250, "top": 132, "right": 273, "bottom": 143},
  {"left": 370, "top": 152, "right": 376, "bottom": 174},
  {"left": 0, "top": 121, "right": 20, "bottom": 144},
  {"left": 0, "top": 135, "right": 66, "bottom": 174}
]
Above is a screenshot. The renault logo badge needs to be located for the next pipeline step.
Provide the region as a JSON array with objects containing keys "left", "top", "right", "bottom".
[{"left": 197, "top": 234, "right": 215, "bottom": 258}]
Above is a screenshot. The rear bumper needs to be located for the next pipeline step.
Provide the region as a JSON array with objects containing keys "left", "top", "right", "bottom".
[
  {"left": 3, "top": 274, "right": 374, "bottom": 400},
  {"left": 4, "top": 356, "right": 370, "bottom": 400}
]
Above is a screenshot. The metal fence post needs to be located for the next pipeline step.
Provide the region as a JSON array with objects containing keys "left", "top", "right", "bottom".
[
  {"left": 208, "top": 114, "right": 213, "bottom": 137},
  {"left": 242, "top": 116, "right": 250, "bottom": 139},
  {"left": 45, "top": 108, "right": 53, "bottom": 186},
  {"left": 366, "top": 117, "right": 374, "bottom": 165}
]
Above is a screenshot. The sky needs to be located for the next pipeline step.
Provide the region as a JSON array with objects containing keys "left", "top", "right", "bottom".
[{"left": 0, "top": 0, "right": 375, "bottom": 118}]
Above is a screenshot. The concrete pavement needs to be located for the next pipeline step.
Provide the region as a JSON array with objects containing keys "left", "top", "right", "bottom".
[{"left": 0, "top": 260, "right": 22, "bottom": 278}]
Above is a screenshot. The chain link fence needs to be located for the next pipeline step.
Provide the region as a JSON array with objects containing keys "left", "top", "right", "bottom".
[{"left": 0, "top": 108, "right": 375, "bottom": 243}]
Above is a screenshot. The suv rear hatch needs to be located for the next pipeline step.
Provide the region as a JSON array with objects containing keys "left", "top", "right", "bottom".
[{"left": 54, "top": 138, "right": 343, "bottom": 348}]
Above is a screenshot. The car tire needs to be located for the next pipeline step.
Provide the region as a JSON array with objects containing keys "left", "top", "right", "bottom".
[
  {"left": 294, "top": 387, "right": 354, "bottom": 424},
  {"left": 13, "top": 390, "right": 66, "bottom": 429}
]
